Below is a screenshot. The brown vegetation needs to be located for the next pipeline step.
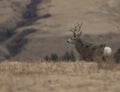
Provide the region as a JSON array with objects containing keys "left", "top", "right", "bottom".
[{"left": 0, "top": 61, "right": 120, "bottom": 92}]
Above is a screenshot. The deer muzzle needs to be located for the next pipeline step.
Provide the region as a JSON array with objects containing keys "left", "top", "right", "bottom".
[{"left": 67, "top": 38, "right": 72, "bottom": 43}]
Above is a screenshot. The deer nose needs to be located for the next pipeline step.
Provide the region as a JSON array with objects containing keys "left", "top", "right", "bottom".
[{"left": 67, "top": 39, "right": 71, "bottom": 43}]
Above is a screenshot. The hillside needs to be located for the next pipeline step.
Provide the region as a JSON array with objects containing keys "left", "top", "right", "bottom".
[{"left": 0, "top": 0, "right": 120, "bottom": 61}]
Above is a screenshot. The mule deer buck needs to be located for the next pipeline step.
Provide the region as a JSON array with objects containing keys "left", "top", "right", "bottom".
[{"left": 67, "top": 23, "right": 113, "bottom": 62}]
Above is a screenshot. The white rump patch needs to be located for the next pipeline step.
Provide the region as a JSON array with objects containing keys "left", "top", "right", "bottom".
[{"left": 104, "top": 46, "right": 112, "bottom": 56}]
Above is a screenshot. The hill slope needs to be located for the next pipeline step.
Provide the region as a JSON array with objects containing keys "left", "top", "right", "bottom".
[{"left": 0, "top": 0, "right": 120, "bottom": 61}]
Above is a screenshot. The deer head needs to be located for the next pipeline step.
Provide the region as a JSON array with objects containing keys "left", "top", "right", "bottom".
[{"left": 67, "top": 23, "right": 83, "bottom": 44}]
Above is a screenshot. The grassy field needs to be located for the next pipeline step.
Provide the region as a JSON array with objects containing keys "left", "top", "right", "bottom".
[
  {"left": 0, "top": 1, "right": 120, "bottom": 91},
  {"left": 0, "top": 61, "right": 120, "bottom": 92}
]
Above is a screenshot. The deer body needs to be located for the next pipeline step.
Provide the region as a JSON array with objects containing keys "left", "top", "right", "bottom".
[
  {"left": 74, "top": 39, "right": 94, "bottom": 61},
  {"left": 74, "top": 39, "right": 106, "bottom": 61},
  {"left": 67, "top": 23, "right": 112, "bottom": 61}
]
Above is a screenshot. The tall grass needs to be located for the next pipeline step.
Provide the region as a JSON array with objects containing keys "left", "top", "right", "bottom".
[
  {"left": 0, "top": 59, "right": 118, "bottom": 76},
  {"left": 0, "top": 60, "right": 120, "bottom": 92}
]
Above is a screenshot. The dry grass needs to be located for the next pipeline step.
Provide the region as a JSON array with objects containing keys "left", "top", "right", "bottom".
[
  {"left": 0, "top": 61, "right": 120, "bottom": 92},
  {"left": 94, "top": 56, "right": 116, "bottom": 70}
]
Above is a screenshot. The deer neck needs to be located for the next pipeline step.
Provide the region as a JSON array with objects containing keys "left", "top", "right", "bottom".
[
  {"left": 74, "top": 39, "right": 92, "bottom": 53},
  {"left": 74, "top": 39, "right": 84, "bottom": 50}
]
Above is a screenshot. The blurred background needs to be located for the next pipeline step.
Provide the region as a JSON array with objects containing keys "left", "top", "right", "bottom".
[{"left": 0, "top": 0, "right": 120, "bottom": 61}]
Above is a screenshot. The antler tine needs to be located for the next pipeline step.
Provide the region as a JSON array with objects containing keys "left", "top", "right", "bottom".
[
  {"left": 69, "top": 25, "right": 76, "bottom": 37},
  {"left": 73, "top": 26, "right": 77, "bottom": 37},
  {"left": 73, "top": 24, "right": 79, "bottom": 37},
  {"left": 69, "top": 24, "right": 76, "bottom": 32},
  {"left": 76, "top": 22, "right": 83, "bottom": 37},
  {"left": 69, "top": 23, "right": 83, "bottom": 37},
  {"left": 78, "top": 22, "right": 83, "bottom": 32}
]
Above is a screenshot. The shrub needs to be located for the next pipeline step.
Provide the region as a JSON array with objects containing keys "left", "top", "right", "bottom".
[
  {"left": 61, "top": 51, "right": 76, "bottom": 61},
  {"left": 44, "top": 53, "right": 59, "bottom": 61},
  {"left": 50, "top": 53, "right": 59, "bottom": 61},
  {"left": 114, "top": 49, "right": 120, "bottom": 63},
  {"left": 44, "top": 51, "right": 76, "bottom": 62},
  {"left": 44, "top": 55, "right": 50, "bottom": 61}
]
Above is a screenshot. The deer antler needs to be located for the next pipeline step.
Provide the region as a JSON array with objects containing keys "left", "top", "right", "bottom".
[
  {"left": 77, "top": 22, "right": 83, "bottom": 37},
  {"left": 70, "top": 24, "right": 77, "bottom": 37},
  {"left": 70, "top": 22, "right": 83, "bottom": 37}
]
